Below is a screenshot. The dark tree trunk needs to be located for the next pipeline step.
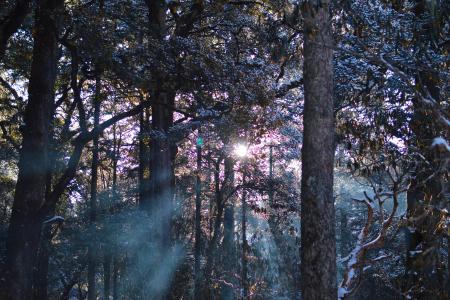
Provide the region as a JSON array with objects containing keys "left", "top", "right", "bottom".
[
  {"left": 268, "top": 145, "right": 274, "bottom": 206},
  {"left": 143, "top": 0, "right": 176, "bottom": 252},
  {"left": 112, "top": 256, "right": 119, "bottom": 299},
  {"left": 138, "top": 106, "right": 150, "bottom": 206},
  {"left": 2, "top": 0, "right": 63, "bottom": 298},
  {"left": 221, "top": 204, "right": 236, "bottom": 300},
  {"left": 104, "top": 127, "right": 120, "bottom": 300},
  {"left": 34, "top": 94, "right": 60, "bottom": 299},
  {"left": 241, "top": 172, "right": 248, "bottom": 299},
  {"left": 208, "top": 157, "right": 214, "bottom": 240},
  {"left": 143, "top": 5, "right": 177, "bottom": 296},
  {"left": 194, "top": 129, "right": 203, "bottom": 299},
  {"left": 103, "top": 253, "right": 112, "bottom": 300},
  {"left": 0, "top": 0, "right": 32, "bottom": 61},
  {"left": 448, "top": 237, "right": 450, "bottom": 298},
  {"left": 221, "top": 157, "right": 236, "bottom": 300},
  {"left": 33, "top": 203, "right": 56, "bottom": 300},
  {"left": 141, "top": 1, "right": 205, "bottom": 297},
  {"left": 203, "top": 158, "right": 228, "bottom": 297},
  {"left": 300, "top": 1, "right": 337, "bottom": 299},
  {"left": 88, "top": 72, "right": 102, "bottom": 300},
  {"left": 148, "top": 88, "right": 176, "bottom": 248},
  {"left": 33, "top": 226, "right": 51, "bottom": 299},
  {"left": 201, "top": 154, "right": 236, "bottom": 298}
]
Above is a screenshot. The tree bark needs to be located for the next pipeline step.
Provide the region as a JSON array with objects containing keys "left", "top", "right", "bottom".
[
  {"left": 88, "top": 71, "right": 102, "bottom": 300},
  {"left": 221, "top": 204, "right": 236, "bottom": 300},
  {"left": 300, "top": 1, "right": 337, "bottom": 299},
  {"left": 194, "top": 129, "right": 203, "bottom": 299},
  {"left": 2, "top": 0, "right": 63, "bottom": 298},
  {"left": 203, "top": 157, "right": 229, "bottom": 297},
  {"left": 138, "top": 106, "right": 150, "bottom": 206},
  {"left": 33, "top": 88, "right": 60, "bottom": 299},
  {"left": 148, "top": 87, "right": 176, "bottom": 247},
  {"left": 143, "top": 0, "right": 176, "bottom": 252},
  {"left": 104, "top": 126, "right": 120, "bottom": 300},
  {"left": 104, "top": 125, "right": 120, "bottom": 300},
  {"left": 221, "top": 156, "right": 236, "bottom": 300},
  {"left": 103, "top": 253, "right": 112, "bottom": 300},
  {"left": 241, "top": 172, "right": 248, "bottom": 299},
  {"left": 33, "top": 203, "right": 56, "bottom": 300},
  {"left": 112, "top": 255, "right": 119, "bottom": 299}
]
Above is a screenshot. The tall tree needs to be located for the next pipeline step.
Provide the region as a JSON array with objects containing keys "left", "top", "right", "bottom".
[
  {"left": 143, "top": 0, "right": 175, "bottom": 253},
  {"left": 300, "top": 1, "right": 337, "bottom": 299},
  {"left": 405, "top": 1, "right": 448, "bottom": 297},
  {"left": 221, "top": 156, "right": 236, "bottom": 300},
  {"left": 194, "top": 129, "right": 203, "bottom": 299},
  {"left": 87, "top": 70, "right": 102, "bottom": 300},
  {"left": 241, "top": 172, "right": 248, "bottom": 299},
  {"left": 104, "top": 124, "right": 121, "bottom": 300},
  {"left": 2, "top": 0, "right": 64, "bottom": 298}
]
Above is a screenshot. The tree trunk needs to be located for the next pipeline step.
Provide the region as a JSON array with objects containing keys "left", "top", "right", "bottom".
[
  {"left": 221, "top": 204, "right": 236, "bottom": 300},
  {"left": 300, "top": 1, "right": 337, "bottom": 299},
  {"left": 33, "top": 93, "right": 60, "bottom": 299},
  {"left": 194, "top": 129, "right": 203, "bottom": 299},
  {"left": 148, "top": 87, "right": 176, "bottom": 249},
  {"left": 203, "top": 158, "right": 228, "bottom": 297},
  {"left": 241, "top": 172, "right": 248, "bottom": 299},
  {"left": 88, "top": 71, "right": 102, "bottom": 300},
  {"left": 104, "top": 127, "right": 120, "bottom": 300},
  {"left": 33, "top": 226, "right": 51, "bottom": 299},
  {"left": 220, "top": 156, "right": 236, "bottom": 300},
  {"left": 144, "top": 0, "right": 176, "bottom": 254},
  {"left": 112, "top": 255, "right": 119, "bottom": 299},
  {"left": 208, "top": 157, "right": 214, "bottom": 240},
  {"left": 33, "top": 203, "right": 56, "bottom": 299},
  {"left": 103, "top": 253, "right": 112, "bottom": 300},
  {"left": 268, "top": 145, "right": 274, "bottom": 206},
  {"left": 138, "top": 106, "right": 150, "bottom": 206},
  {"left": 2, "top": 0, "right": 63, "bottom": 298}
]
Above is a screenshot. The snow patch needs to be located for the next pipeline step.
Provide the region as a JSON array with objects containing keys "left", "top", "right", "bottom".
[
  {"left": 431, "top": 137, "right": 450, "bottom": 152},
  {"left": 43, "top": 216, "right": 65, "bottom": 224},
  {"left": 338, "top": 287, "right": 348, "bottom": 299}
]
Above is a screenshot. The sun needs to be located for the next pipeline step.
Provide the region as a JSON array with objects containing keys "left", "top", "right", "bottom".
[{"left": 234, "top": 144, "right": 248, "bottom": 158}]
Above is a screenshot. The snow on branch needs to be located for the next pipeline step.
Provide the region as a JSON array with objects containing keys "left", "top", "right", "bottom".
[
  {"left": 43, "top": 215, "right": 65, "bottom": 224},
  {"left": 431, "top": 137, "right": 450, "bottom": 153},
  {"left": 338, "top": 186, "right": 400, "bottom": 299},
  {"left": 333, "top": 44, "right": 450, "bottom": 137}
]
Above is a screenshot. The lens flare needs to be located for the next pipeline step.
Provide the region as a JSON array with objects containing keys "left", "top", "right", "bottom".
[{"left": 234, "top": 144, "right": 248, "bottom": 158}]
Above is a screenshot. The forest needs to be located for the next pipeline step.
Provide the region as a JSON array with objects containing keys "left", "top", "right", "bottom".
[{"left": 0, "top": 0, "right": 449, "bottom": 299}]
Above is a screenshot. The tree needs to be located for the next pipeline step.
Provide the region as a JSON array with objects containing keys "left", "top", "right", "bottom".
[
  {"left": 2, "top": 0, "right": 64, "bottom": 298},
  {"left": 300, "top": 1, "right": 337, "bottom": 299},
  {"left": 194, "top": 128, "right": 203, "bottom": 299},
  {"left": 0, "top": 0, "right": 447, "bottom": 299},
  {"left": 87, "top": 70, "right": 102, "bottom": 300}
]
